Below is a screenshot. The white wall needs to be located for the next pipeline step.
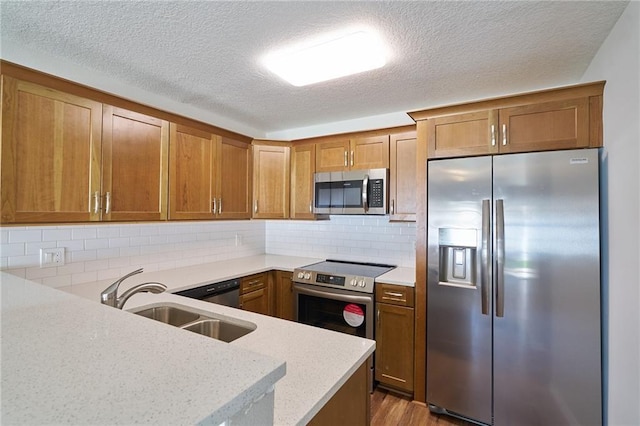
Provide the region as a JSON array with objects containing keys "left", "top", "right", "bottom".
[
  {"left": 265, "top": 216, "right": 416, "bottom": 267},
  {"left": 581, "top": 2, "right": 640, "bottom": 425}
]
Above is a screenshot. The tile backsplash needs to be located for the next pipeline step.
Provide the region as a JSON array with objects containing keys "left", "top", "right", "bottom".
[
  {"left": 266, "top": 216, "right": 416, "bottom": 268},
  {"left": 1, "top": 216, "right": 416, "bottom": 288}
]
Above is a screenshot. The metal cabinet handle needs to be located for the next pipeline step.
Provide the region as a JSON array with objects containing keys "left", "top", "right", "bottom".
[
  {"left": 481, "top": 199, "right": 490, "bottom": 316},
  {"left": 377, "top": 308, "right": 380, "bottom": 327},
  {"left": 350, "top": 150, "right": 354, "bottom": 166},
  {"left": 502, "top": 124, "right": 507, "bottom": 146},
  {"left": 93, "top": 191, "right": 100, "bottom": 214},
  {"left": 212, "top": 198, "right": 217, "bottom": 214},
  {"left": 384, "top": 291, "right": 404, "bottom": 298},
  {"left": 309, "top": 200, "right": 313, "bottom": 213},
  {"left": 218, "top": 198, "right": 222, "bottom": 215},
  {"left": 105, "top": 192, "right": 111, "bottom": 214},
  {"left": 254, "top": 200, "right": 258, "bottom": 213},
  {"left": 491, "top": 125, "right": 496, "bottom": 146},
  {"left": 496, "top": 199, "right": 505, "bottom": 317},
  {"left": 344, "top": 151, "right": 348, "bottom": 167},
  {"left": 391, "top": 199, "right": 395, "bottom": 215}
]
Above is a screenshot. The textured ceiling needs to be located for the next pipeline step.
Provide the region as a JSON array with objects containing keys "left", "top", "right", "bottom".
[{"left": 0, "top": 1, "right": 629, "bottom": 139}]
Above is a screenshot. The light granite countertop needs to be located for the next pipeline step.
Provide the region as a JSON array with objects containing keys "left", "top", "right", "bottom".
[
  {"left": 0, "top": 272, "right": 286, "bottom": 425},
  {"left": 1, "top": 253, "right": 388, "bottom": 425}
]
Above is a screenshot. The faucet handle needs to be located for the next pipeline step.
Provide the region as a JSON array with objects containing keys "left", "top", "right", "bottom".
[{"left": 101, "top": 268, "right": 144, "bottom": 307}]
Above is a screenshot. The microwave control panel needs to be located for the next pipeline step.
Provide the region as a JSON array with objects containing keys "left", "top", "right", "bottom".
[{"left": 369, "top": 179, "right": 384, "bottom": 208}]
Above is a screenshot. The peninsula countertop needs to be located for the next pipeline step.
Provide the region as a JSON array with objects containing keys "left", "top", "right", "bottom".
[{"left": 3, "top": 255, "right": 375, "bottom": 425}]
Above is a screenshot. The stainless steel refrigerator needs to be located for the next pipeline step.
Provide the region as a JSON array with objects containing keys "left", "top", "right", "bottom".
[{"left": 426, "top": 148, "right": 602, "bottom": 425}]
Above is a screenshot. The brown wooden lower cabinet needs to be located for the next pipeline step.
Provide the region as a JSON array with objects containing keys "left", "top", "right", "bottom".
[
  {"left": 309, "top": 361, "right": 370, "bottom": 425},
  {"left": 240, "top": 273, "right": 269, "bottom": 315},
  {"left": 375, "top": 283, "right": 415, "bottom": 394},
  {"left": 275, "top": 270, "right": 294, "bottom": 321}
]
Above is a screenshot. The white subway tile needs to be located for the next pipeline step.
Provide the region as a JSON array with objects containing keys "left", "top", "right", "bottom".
[
  {"left": 4, "top": 268, "right": 26, "bottom": 278},
  {"left": 96, "top": 248, "right": 120, "bottom": 259},
  {"left": 8, "top": 254, "right": 39, "bottom": 268},
  {"left": 71, "top": 250, "right": 97, "bottom": 262},
  {"left": 97, "top": 268, "right": 122, "bottom": 281},
  {"left": 9, "top": 229, "right": 42, "bottom": 243},
  {"left": 85, "top": 238, "right": 109, "bottom": 250},
  {"left": 97, "top": 226, "right": 121, "bottom": 238},
  {"left": 42, "top": 229, "right": 72, "bottom": 241},
  {"left": 84, "top": 259, "right": 110, "bottom": 272},
  {"left": 119, "top": 226, "right": 141, "bottom": 237},
  {"left": 108, "top": 257, "right": 130, "bottom": 269},
  {"left": 72, "top": 228, "right": 97, "bottom": 240},
  {"left": 109, "top": 237, "right": 130, "bottom": 248},
  {"left": 56, "top": 262, "right": 84, "bottom": 275},
  {"left": 2, "top": 243, "right": 26, "bottom": 257}
]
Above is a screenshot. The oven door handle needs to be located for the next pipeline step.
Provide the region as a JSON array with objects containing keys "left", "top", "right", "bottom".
[{"left": 293, "top": 283, "right": 373, "bottom": 305}]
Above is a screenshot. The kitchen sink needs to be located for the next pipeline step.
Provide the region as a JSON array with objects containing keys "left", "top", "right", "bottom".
[
  {"left": 134, "top": 306, "right": 200, "bottom": 327},
  {"left": 182, "top": 319, "right": 254, "bottom": 342},
  {"left": 131, "top": 303, "right": 256, "bottom": 343}
]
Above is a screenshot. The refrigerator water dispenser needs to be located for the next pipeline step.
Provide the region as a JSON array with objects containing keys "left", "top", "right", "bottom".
[{"left": 438, "top": 228, "right": 477, "bottom": 287}]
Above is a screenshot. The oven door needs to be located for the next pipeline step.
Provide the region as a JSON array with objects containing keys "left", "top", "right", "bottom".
[{"left": 293, "top": 282, "right": 373, "bottom": 339}]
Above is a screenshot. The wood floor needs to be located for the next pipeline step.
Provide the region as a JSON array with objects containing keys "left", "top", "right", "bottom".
[{"left": 371, "top": 387, "right": 473, "bottom": 426}]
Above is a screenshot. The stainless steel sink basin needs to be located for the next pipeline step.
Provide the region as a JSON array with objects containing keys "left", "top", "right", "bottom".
[
  {"left": 182, "top": 319, "right": 254, "bottom": 342},
  {"left": 134, "top": 306, "right": 200, "bottom": 326},
  {"left": 130, "top": 303, "right": 256, "bottom": 343}
]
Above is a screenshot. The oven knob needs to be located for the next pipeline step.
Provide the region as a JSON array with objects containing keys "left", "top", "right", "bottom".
[
  {"left": 304, "top": 272, "right": 311, "bottom": 280},
  {"left": 350, "top": 278, "right": 357, "bottom": 286},
  {"left": 297, "top": 271, "right": 305, "bottom": 279},
  {"left": 359, "top": 280, "right": 366, "bottom": 287}
]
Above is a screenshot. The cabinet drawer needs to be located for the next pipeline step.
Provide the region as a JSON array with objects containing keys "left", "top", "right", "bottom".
[
  {"left": 375, "top": 283, "right": 414, "bottom": 307},
  {"left": 241, "top": 273, "right": 266, "bottom": 294}
]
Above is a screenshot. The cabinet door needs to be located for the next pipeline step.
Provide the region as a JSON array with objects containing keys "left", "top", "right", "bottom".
[
  {"left": 375, "top": 303, "right": 415, "bottom": 393},
  {"left": 389, "top": 131, "right": 416, "bottom": 221},
  {"left": 218, "top": 136, "right": 251, "bottom": 219},
  {"left": 102, "top": 106, "right": 168, "bottom": 221},
  {"left": 427, "top": 110, "right": 498, "bottom": 159},
  {"left": 252, "top": 144, "right": 290, "bottom": 219},
  {"left": 1, "top": 76, "right": 102, "bottom": 223},
  {"left": 240, "top": 288, "right": 269, "bottom": 315},
  {"left": 315, "top": 140, "right": 350, "bottom": 172},
  {"left": 168, "top": 123, "right": 217, "bottom": 220},
  {"left": 350, "top": 135, "right": 389, "bottom": 170},
  {"left": 275, "top": 271, "right": 294, "bottom": 321},
  {"left": 290, "top": 144, "right": 316, "bottom": 219},
  {"left": 498, "top": 97, "right": 590, "bottom": 153}
]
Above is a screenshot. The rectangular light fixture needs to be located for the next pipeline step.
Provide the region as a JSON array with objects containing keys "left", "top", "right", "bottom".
[{"left": 263, "top": 29, "right": 387, "bottom": 87}]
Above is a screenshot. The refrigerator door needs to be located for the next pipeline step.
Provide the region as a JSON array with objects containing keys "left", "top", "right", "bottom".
[
  {"left": 427, "top": 156, "right": 493, "bottom": 425},
  {"left": 493, "top": 149, "right": 601, "bottom": 425}
]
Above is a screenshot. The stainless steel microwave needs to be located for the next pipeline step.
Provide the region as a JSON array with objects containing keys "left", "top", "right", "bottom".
[{"left": 314, "top": 168, "right": 388, "bottom": 215}]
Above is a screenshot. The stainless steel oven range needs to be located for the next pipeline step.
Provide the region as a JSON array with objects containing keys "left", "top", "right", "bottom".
[{"left": 293, "top": 260, "right": 395, "bottom": 389}]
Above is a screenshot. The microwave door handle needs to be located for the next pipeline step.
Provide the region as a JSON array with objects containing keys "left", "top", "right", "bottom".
[{"left": 362, "top": 174, "right": 369, "bottom": 212}]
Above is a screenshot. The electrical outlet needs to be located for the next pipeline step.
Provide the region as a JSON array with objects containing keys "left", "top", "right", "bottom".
[{"left": 40, "top": 248, "right": 65, "bottom": 268}]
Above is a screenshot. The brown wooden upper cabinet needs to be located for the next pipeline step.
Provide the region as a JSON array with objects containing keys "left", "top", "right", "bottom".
[
  {"left": 252, "top": 142, "right": 290, "bottom": 219},
  {"left": 410, "top": 81, "right": 605, "bottom": 159},
  {"left": 389, "top": 130, "right": 417, "bottom": 222},
  {"left": 290, "top": 144, "right": 316, "bottom": 219},
  {"left": 315, "top": 135, "right": 389, "bottom": 172},
  {"left": 102, "top": 106, "right": 169, "bottom": 221},
  {"left": 1, "top": 76, "right": 103, "bottom": 223},
  {"left": 169, "top": 124, "right": 252, "bottom": 220},
  {"left": 1, "top": 76, "right": 170, "bottom": 223}
]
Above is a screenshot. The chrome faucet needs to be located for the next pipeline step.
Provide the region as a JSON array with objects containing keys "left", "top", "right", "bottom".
[{"left": 100, "top": 268, "right": 167, "bottom": 309}]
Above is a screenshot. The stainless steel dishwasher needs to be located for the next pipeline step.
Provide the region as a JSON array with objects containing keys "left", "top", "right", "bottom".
[{"left": 174, "top": 278, "right": 240, "bottom": 308}]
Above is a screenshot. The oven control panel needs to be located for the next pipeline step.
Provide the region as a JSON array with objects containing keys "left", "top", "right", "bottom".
[{"left": 293, "top": 270, "right": 375, "bottom": 293}]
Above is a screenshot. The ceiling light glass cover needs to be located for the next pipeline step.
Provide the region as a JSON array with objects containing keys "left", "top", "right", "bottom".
[{"left": 263, "top": 28, "right": 387, "bottom": 86}]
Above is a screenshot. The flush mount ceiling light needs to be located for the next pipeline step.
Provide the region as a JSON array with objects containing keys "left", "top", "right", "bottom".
[{"left": 263, "top": 28, "right": 387, "bottom": 87}]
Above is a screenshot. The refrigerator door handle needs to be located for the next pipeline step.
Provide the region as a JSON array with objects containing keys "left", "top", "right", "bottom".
[
  {"left": 481, "top": 199, "right": 490, "bottom": 315},
  {"left": 496, "top": 199, "right": 505, "bottom": 317}
]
